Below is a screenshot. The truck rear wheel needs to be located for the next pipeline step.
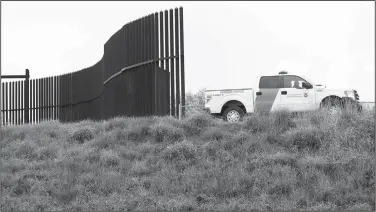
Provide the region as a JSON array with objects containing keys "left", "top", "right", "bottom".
[{"left": 223, "top": 105, "right": 244, "bottom": 122}]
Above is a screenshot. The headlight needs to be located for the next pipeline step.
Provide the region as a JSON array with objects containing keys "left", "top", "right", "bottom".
[{"left": 344, "top": 91, "right": 355, "bottom": 99}]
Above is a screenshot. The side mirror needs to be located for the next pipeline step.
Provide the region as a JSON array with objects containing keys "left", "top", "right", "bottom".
[{"left": 302, "top": 82, "right": 313, "bottom": 89}]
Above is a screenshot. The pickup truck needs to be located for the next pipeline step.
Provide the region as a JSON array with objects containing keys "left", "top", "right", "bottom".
[{"left": 204, "top": 71, "right": 362, "bottom": 122}]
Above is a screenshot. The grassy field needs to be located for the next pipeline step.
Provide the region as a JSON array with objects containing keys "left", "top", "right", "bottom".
[{"left": 0, "top": 108, "right": 374, "bottom": 211}]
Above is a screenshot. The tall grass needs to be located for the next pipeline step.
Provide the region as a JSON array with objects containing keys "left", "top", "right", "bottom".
[{"left": 1, "top": 107, "right": 374, "bottom": 211}]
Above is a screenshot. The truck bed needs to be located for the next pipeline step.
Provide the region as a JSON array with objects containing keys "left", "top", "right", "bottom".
[{"left": 205, "top": 88, "right": 255, "bottom": 114}]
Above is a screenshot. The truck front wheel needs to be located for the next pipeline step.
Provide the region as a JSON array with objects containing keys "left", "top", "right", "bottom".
[{"left": 223, "top": 105, "right": 244, "bottom": 123}]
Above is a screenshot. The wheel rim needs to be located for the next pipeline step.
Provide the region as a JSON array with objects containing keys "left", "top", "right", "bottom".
[
  {"left": 327, "top": 101, "right": 341, "bottom": 116},
  {"left": 328, "top": 106, "right": 340, "bottom": 116},
  {"left": 227, "top": 110, "right": 240, "bottom": 122}
]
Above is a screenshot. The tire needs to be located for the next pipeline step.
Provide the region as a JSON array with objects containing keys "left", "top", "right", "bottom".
[
  {"left": 222, "top": 105, "right": 245, "bottom": 123},
  {"left": 321, "top": 97, "right": 343, "bottom": 114}
]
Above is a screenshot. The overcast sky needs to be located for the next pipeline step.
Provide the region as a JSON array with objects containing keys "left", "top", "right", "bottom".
[{"left": 2, "top": 1, "right": 375, "bottom": 102}]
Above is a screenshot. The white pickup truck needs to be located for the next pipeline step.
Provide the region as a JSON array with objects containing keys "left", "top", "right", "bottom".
[{"left": 204, "top": 71, "right": 362, "bottom": 122}]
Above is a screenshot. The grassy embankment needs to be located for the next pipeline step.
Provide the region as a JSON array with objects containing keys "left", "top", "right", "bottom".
[{"left": 0, "top": 107, "right": 374, "bottom": 211}]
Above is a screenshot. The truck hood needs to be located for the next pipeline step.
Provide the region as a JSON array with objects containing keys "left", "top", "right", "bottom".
[
  {"left": 316, "top": 87, "right": 354, "bottom": 92},
  {"left": 315, "top": 84, "right": 355, "bottom": 92}
]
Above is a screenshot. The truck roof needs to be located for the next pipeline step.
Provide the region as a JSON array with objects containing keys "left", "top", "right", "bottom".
[{"left": 205, "top": 88, "right": 253, "bottom": 92}]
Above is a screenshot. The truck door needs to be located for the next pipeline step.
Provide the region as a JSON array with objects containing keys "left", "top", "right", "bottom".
[
  {"left": 255, "top": 76, "right": 283, "bottom": 113},
  {"left": 279, "top": 75, "right": 314, "bottom": 111}
]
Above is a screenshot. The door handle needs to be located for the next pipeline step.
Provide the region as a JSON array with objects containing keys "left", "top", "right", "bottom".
[
  {"left": 256, "top": 92, "right": 262, "bottom": 96},
  {"left": 281, "top": 91, "right": 287, "bottom": 95}
]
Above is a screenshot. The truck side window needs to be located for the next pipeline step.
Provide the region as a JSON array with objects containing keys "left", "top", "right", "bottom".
[
  {"left": 283, "top": 75, "right": 307, "bottom": 89},
  {"left": 259, "top": 76, "right": 281, "bottom": 89}
]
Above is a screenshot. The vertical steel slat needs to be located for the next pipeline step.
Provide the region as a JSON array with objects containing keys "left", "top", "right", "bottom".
[
  {"left": 160, "top": 10, "right": 167, "bottom": 115},
  {"left": 11, "top": 82, "right": 15, "bottom": 125},
  {"left": 175, "top": 8, "right": 180, "bottom": 118},
  {"left": 37, "top": 78, "right": 40, "bottom": 124},
  {"left": 39, "top": 78, "right": 42, "bottom": 123},
  {"left": 44, "top": 77, "right": 47, "bottom": 121},
  {"left": 24, "top": 69, "right": 30, "bottom": 124},
  {"left": 154, "top": 12, "right": 159, "bottom": 115},
  {"left": 42, "top": 78, "right": 45, "bottom": 122},
  {"left": 15, "top": 81, "right": 19, "bottom": 125},
  {"left": 53, "top": 76, "right": 56, "bottom": 120},
  {"left": 37, "top": 79, "right": 40, "bottom": 123},
  {"left": 1, "top": 83, "right": 4, "bottom": 125},
  {"left": 67, "top": 74, "right": 70, "bottom": 122},
  {"left": 5, "top": 83, "right": 8, "bottom": 126},
  {"left": 46, "top": 77, "right": 49, "bottom": 120},
  {"left": 70, "top": 73, "right": 72, "bottom": 122},
  {"left": 141, "top": 17, "right": 145, "bottom": 115},
  {"left": 57, "top": 75, "right": 60, "bottom": 121},
  {"left": 32, "top": 79, "right": 35, "bottom": 124},
  {"left": 179, "top": 7, "right": 186, "bottom": 118},
  {"left": 149, "top": 14, "right": 153, "bottom": 115},
  {"left": 48, "top": 76, "right": 51, "bottom": 120},
  {"left": 169, "top": 9, "right": 175, "bottom": 117},
  {"left": 60, "top": 75, "right": 62, "bottom": 122},
  {"left": 64, "top": 74, "right": 67, "bottom": 123},
  {"left": 164, "top": 10, "right": 170, "bottom": 116},
  {"left": 21, "top": 81, "right": 24, "bottom": 124}
]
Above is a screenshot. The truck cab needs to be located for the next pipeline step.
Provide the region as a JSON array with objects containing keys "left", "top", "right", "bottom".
[{"left": 204, "top": 71, "right": 361, "bottom": 122}]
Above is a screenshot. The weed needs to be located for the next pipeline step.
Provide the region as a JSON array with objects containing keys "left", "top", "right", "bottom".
[{"left": 69, "top": 127, "right": 95, "bottom": 143}]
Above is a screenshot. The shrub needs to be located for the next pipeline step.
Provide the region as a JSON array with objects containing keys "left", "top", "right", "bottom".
[
  {"left": 11, "top": 178, "right": 31, "bottom": 196},
  {"left": 69, "top": 127, "right": 95, "bottom": 143},
  {"left": 182, "top": 113, "right": 215, "bottom": 136},
  {"left": 265, "top": 131, "right": 286, "bottom": 147},
  {"left": 263, "top": 152, "right": 298, "bottom": 168},
  {"left": 309, "top": 111, "right": 326, "bottom": 127},
  {"left": 270, "top": 110, "right": 296, "bottom": 132},
  {"left": 285, "top": 127, "right": 328, "bottom": 152},
  {"left": 353, "top": 113, "right": 375, "bottom": 140},
  {"left": 1, "top": 127, "right": 27, "bottom": 142},
  {"left": 104, "top": 116, "right": 130, "bottom": 131},
  {"left": 338, "top": 109, "right": 359, "bottom": 129},
  {"left": 202, "top": 140, "right": 221, "bottom": 159},
  {"left": 117, "top": 146, "right": 140, "bottom": 161},
  {"left": 130, "top": 160, "right": 153, "bottom": 177},
  {"left": 34, "top": 144, "right": 58, "bottom": 160},
  {"left": 125, "top": 118, "right": 155, "bottom": 143},
  {"left": 242, "top": 113, "right": 270, "bottom": 134},
  {"left": 82, "top": 148, "right": 101, "bottom": 163},
  {"left": 98, "top": 171, "right": 124, "bottom": 195},
  {"left": 162, "top": 141, "right": 197, "bottom": 172},
  {"left": 100, "top": 150, "right": 121, "bottom": 167},
  {"left": 12, "top": 141, "right": 38, "bottom": 160},
  {"left": 162, "top": 142, "right": 197, "bottom": 163},
  {"left": 202, "top": 126, "right": 226, "bottom": 142},
  {"left": 246, "top": 140, "right": 263, "bottom": 155},
  {"left": 222, "top": 131, "right": 252, "bottom": 153},
  {"left": 149, "top": 122, "right": 185, "bottom": 143},
  {"left": 267, "top": 183, "right": 293, "bottom": 197}
]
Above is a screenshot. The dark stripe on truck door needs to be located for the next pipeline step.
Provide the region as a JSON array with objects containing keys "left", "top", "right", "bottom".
[{"left": 255, "top": 76, "right": 282, "bottom": 113}]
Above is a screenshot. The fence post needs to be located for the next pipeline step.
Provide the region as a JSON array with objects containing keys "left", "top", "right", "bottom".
[
  {"left": 179, "top": 103, "right": 182, "bottom": 120},
  {"left": 0, "top": 65, "right": 2, "bottom": 140},
  {"left": 24, "top": 69, "right": 30, "bottom": 124}
]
